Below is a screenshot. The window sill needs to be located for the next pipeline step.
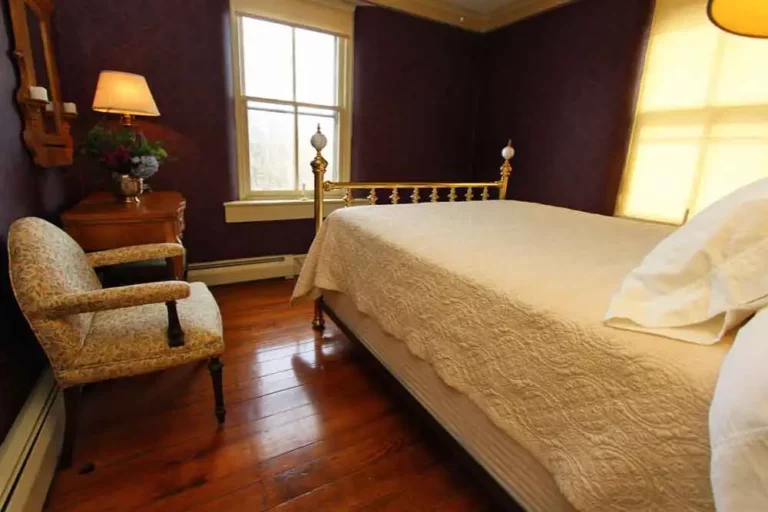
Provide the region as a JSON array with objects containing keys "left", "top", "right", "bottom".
[{"left": 224, "top": 198, "right": 351, "bottom": 223}]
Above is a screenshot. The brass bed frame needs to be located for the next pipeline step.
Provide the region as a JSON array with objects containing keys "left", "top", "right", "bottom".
[{"left": 308, "top": 125, "right": 515, "bottom": 330}]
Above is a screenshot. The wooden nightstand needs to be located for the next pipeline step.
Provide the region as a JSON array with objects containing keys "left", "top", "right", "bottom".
[{"left": 62, "top": 191, "right": 187, "bottom": 279}]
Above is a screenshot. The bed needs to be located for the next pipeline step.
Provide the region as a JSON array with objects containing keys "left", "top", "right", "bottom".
[{"left": 293, "top": 131, "right": 731, "bottom": 511}]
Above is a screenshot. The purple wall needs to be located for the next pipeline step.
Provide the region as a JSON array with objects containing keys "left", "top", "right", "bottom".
[
  {"left": 53, "top": 2, "right": 481, "bottom": 263},
  {"left": 0, "top": 5, "right": 72, "bottom": 443},
  {"left": 472, "top": 0, "right": 653, "bottom": 215},
  {"left": 352, "top": 6, "right": 480, "bottom": 181},
  {"left": 55, "top": 0, "right": 315, "bottom": 264},
  {"left": 50, "top": 0, "right": 652, "bottom": 264}
]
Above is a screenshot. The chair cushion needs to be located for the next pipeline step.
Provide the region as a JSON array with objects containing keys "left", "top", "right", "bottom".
[{"left": 57, "top": 282, "right": 224, "bottom": 387}]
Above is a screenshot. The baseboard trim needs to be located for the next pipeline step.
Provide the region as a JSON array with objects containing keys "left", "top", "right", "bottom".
[
  {"left": 188, "top": 254, "right": 306, "bottom": 286},
  {"left": 0, "top": 369, "right": 64, "bottom": 512}
]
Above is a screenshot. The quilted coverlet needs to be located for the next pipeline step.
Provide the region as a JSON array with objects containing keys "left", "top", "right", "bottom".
[{"left": 293, "top": 200, "right": 730, "bottom": 511}]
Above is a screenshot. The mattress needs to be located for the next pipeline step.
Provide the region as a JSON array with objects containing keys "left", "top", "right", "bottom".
[
  {"left": 293, "top": 200, "right": 731, "bottom": 511},
  {"left": 324, "top": 290, "right": 577, "bottom": 511}
]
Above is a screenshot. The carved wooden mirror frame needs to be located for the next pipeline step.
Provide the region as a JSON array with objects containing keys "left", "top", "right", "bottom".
[{"left": 9, "top": 0, "right": 75, "bottom": 167}]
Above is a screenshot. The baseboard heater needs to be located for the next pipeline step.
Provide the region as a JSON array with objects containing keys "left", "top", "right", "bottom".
[
  {"left": 187, "top": 254, "right": 306, "bottom": 286},
  {"left": 0, "top": 370, "right": 64, "bottom": 512}
]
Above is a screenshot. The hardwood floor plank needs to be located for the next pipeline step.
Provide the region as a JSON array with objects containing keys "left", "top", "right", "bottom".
[
  {"left": 76, "top": 345, "right": 354, "bottom": 432},
  {"left": 365, "top": 461, "right": 467, "bottom": 511},
  {"left": 49, "top": 395, "right": 397, "bottom": 512},
  {"left": 260, "top": 442, "right": 441, "bottom": 512},
  {"left": 44, "top": 279, "right": 493, "bottom": 512},
  {"left": 254, "top": 411, "right": 424, "bottom": 509},
  {"left": 432, "top": 490, "right": 494, "bottom": 512},
  {"left": 153, "top": 411, "right": 415, "bottom": 512},
  {"left": 71, "top": 359, "right": 356, "bottom": 466}
]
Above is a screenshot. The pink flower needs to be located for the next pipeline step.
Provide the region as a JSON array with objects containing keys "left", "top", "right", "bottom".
[{"left": 103, "top": 146, "right": 131, "bottom": 168}]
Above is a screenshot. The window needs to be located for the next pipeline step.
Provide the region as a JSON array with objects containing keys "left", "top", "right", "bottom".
[
  {"left": 616, "top": 0, "right": 768, "bottom": 224},
  {"left": 230, "top": 0, "right": 352, "bottom": 201}
]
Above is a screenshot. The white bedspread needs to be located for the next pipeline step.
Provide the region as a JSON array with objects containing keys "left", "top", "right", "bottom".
[{"left": 293, "top": 201, "right": 731, "bottom": 511}]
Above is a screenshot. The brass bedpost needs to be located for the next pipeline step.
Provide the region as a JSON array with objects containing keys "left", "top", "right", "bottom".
[
  {"left": 311, "top": 124, "right": 328, "bottom": 235},
  {"left": 499, "top": 140, "right": 515, "bottom": 200},
  {"left": 307, "top": 128, "right": 515, "bottom": 330},
  {"left": 310, "top": 125, "right": 328, "bottom": 332}
]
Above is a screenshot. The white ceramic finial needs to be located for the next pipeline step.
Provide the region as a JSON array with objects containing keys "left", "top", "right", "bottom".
[
  {"left": 501, "top": 139, "right": 515, "bottom": 160},
  {"left": 310, "top": 124, "right": 328, "bottom": 152}
]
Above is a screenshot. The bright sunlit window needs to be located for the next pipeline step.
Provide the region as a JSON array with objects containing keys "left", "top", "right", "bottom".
[
  {"left": 230, "top": 0, "right": 352, "bottom": 200},
  {"left": 617, "top": 0, "right": 768, "bottom": 224}
]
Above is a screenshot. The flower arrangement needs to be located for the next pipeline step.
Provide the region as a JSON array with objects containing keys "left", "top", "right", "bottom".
[{"left": 82, "top": 124, "right": 169, "bottom": 179}]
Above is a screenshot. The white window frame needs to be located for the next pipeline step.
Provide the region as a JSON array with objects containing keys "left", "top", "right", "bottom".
[{"left": 228, "top": 0, "right": 353, "bottom": 208}]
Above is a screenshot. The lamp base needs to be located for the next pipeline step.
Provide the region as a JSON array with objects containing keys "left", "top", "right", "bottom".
[{"left": 120, "top": 113, "right": 134, "bottom": 126}]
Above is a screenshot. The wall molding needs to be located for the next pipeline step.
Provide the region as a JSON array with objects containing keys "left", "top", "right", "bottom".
[
  {"left": 188, "top": 254, "right": 307, "bottom": 286},
  {"left": 366, "top": 0, "right": 577, "bottom": 32},
  {"left": 484, "top": 0, "right": 575, "bottom": 31},
  {"left": 0, "top": 370, "right": 64, "bottom": 512},
  {"left": 366, "top": 0, "right": 486, "bottom": 31}
]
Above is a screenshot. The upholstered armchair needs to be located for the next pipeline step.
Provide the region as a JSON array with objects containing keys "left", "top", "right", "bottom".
[{"left": 7, "top": 217, "right": 225, "bottom": 469}]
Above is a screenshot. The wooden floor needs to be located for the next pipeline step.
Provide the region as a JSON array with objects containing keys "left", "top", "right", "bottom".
[{"left": 45, "top": 279, "right": 493, "bottom": 511}]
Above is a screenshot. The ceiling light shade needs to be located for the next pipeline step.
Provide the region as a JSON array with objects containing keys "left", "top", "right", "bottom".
[
  {"left": 707, "top": 0, "right": 768, "bottom": 38},
  {"left": 92, "top": 71, "right": 160, "bottom": 117}
]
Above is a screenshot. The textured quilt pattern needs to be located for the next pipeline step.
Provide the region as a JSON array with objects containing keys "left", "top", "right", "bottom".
[{"left": 294, "top": 201, "right": 730, "bottom": 511}]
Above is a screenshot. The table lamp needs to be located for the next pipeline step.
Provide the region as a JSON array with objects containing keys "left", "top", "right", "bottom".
[
  {"left": 708, "top": 0, "right": 768, "bottom": 38},
  {"left": 91, "top": 70, "right": 160, "bottom": 126}
]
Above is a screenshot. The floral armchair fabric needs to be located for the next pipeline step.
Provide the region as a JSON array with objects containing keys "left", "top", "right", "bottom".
[
  {"left": 7, "top": 217, "right": 224, "bottom": 387},
  {"left": 8, "top": 217, "right": 226, "bottom": 468}
]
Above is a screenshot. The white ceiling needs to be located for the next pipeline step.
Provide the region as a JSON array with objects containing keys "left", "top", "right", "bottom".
[{"left": 436, "top": 0, "right": 522, "bottom": 14}]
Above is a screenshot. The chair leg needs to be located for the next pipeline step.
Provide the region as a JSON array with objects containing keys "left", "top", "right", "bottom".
[
  {"left": 165, "top": 300, "right": 185, "bottom": 348},
  {"left": 208, "top": 357, "right": 226, "bottom": 425},
  {"left": 59, "top": 386, "right": 80, "bottom": 470},
  {"left": 312, "top": 298, "right": 325, "bottom": 331}
]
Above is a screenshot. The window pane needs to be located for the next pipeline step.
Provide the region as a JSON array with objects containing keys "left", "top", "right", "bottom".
[
  {"left": 621, "top": 124, "right": 702, "bottom": 224},
  {"left": 247, "top": 107, "right": 296, "bottom": 191},
  {"left": 247, "top": 100, "right": 294, "bottom": 114},
  {"left": 295, "top": 28, "right": 337, "bottom": 106},
  {"left": 640, "top": 29, "right": 718, "bottom": 112},
  {"left": 691, "top": 118, "right": 768, "bottom": 214},
  {"left": 242, "top": 17, "right": 293, "bottom": 101},
  {"left": 713, "top": 35, "right": 768, "bottom": 107},
  {"left": 298, "top": 108, "right": 337, "bottom": 190},
  {"left": 640, "top": 0, "right": 718, "bottom": 112}
]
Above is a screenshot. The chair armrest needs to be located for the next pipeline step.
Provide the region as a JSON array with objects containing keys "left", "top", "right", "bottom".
[
  {"left": 32, "top": 281, "right": 191, "bottom": 318},
  {"left": 87, "top": 243, "right": 185, "bottom": 268}
]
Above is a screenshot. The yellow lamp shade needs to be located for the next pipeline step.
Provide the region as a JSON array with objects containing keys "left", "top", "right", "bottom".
[
  {"left": 91, "top": 71, "right": 160, "bottom": 117},
  {"left": 708, "top": 0, "right": 768, "bottom": 38}
]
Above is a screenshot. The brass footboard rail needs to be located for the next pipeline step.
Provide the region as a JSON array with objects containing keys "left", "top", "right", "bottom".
[
  {"left": 308, "top": 125, "right": 514, "bottom": 331},
  {"left": 309, "top": 126, "right": 515, "bottom": 234}
]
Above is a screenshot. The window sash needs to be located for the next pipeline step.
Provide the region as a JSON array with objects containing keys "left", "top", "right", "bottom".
[
  {"left": 231, "top": 11, "right": 351, "bottom": 200},
  {"left": 230, "top": 0, "right": 354, "bottom": 38},
  {"left": 245, "top": 98, "right": 340, "bottom": 191}
]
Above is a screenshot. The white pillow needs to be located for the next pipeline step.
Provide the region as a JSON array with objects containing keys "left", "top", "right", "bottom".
[
  {"left": 709, "top": 307, "right": 768, "bottom": 511},
  {"left": 605, "top": 177, "right": 768, "bottom": 344}
]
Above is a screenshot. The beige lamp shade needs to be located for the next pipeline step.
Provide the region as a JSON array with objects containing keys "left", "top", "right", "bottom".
[
  {"left": 91, "top": 71, "right": 160, "bottom": 116},
  {"left": 708, "top": 0, "right": 768, "bottom": 38}
]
